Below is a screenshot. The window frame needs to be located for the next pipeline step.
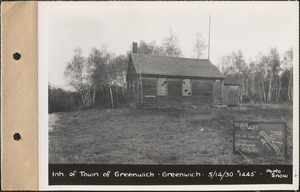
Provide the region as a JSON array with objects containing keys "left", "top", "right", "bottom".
[
  {"left": 182, "top": 79, "right": 192, "bottom": 96},
  {"left": 157, "top": 78, "right": 168, "bottom": 96}
]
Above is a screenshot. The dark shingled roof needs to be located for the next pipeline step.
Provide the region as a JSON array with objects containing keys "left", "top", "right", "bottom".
[
  {"left": 131, "top": 54, "right": 225, "bottom": 79},
  {"left": 224, "top": 76, "right": 240, "bottom": 85}
]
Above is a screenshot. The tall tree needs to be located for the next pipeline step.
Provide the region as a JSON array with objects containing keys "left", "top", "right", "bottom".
[
  {"left": 193, "top": 32, "right": 207, "bottom": 59},
  {"left": 220, "top": 50, "right": 246, "bottom": 76},
  {"left": 162, "top": 28, "right": 182, "bottom": 57},
  {"left": 219, "top": 47, "right": 292, "bottom": 103},
  {"left": 137, "top": 40, "right": 165, "bottom": 56},
  {"left": 64, "top": 48, "right": 96, "bottom": 109},
  {"left": 89, "top": 46, "right": 111, "bottom": 89},
  {"left": 89, "top": 46, "right": 115, "bottom": 108},
  {"left": 109, "top": 54, "right": 128, "bottom": 87},
  {"left": 266, "top": 48, "right": 281, "bottom": 101},
  {"left": 133, "top": 29, "right": 183, "bottom": 57},
  {"left": 282, "top": 48, "right": 293, "bottom": 101},
  {"left": 247, "top": 60, "right": 258, "bottom": 101},
  {"left": 255, "top": 54, "right": 269, "bottom": 101},
  {"left": 138, "top": 40, "right": 156, "bottom": 55},
  {"left": 220, "top": 50, "right": 248, "bottom": 101}
]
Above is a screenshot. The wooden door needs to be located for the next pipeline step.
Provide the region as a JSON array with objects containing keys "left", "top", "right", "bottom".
[
  {"left": 229, "top": 86, "right": 239, "bottom": 105},
  {"left": 213, "top": 80, "right": 221, "bottom": 102},
  {"left": 223, "top": 85, "right": 229, "bottom": 104}
]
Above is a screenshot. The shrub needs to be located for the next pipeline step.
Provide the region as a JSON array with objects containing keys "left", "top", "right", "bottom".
[{"left": 48, "top": 86, "right": 81, "bottom": 113}]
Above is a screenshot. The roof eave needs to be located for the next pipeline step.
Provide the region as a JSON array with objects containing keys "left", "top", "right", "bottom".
[
  {"left": 140, "top": 73, "right": 225, "bottom": 80},
  {"left": 224, "top": 83, "right": 240, "bottom": 86}
]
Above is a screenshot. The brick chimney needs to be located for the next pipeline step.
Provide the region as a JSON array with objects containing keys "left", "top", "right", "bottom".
[{"left": 132, "top": 42, "right": 138, "bottom": 54}]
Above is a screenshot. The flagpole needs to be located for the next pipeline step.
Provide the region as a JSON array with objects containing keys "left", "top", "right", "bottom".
[{"left": 208, "top": 14, "right": 211, "bottom": 60}]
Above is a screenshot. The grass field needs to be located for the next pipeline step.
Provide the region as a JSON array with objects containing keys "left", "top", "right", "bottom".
[{"left": 49, "top": 103, "right": 293, "bottom": 164}]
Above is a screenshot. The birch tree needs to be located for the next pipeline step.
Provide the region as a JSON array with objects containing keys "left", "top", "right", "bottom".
[
  {"left": 220, "top": 50, "right": 247, "bottom": 101},
  {"left": 219, "top": 47, "right": 292, "bottom": 102},
  {"left": 162, "top": 28, "right": 182, "bottom": 57},
  {"left": 137, "top": 40, "right": 165, "bottom": 56},
  {"left": 256, "top": 54, "right": 269, "bottom": 101},
  {"left": 89, "top": 46, "right": 115, "bottom": 108},
  {"left": 266, "top": 48, "right": 281, "bottom": 101},
  {"left": 193, "top": 32, "right": 207, "bottom": 59},
  {"left": 64, "top": 48, "right": 96, "bottom": 109},
  {"left": 282, "top": 48, "right": 293, "bottom": 101}
]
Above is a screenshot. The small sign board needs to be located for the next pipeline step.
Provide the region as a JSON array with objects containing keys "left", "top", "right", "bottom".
[{"left": 233, "top": 121, "right": 287, "bottom": 159}]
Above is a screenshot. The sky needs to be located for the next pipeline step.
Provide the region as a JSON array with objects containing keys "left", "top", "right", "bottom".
[{"left": 41, "top": 2, "right": 298, "bottom": 90}]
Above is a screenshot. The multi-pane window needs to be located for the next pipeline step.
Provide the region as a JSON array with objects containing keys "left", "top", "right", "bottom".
[
  {"left": 182, "top": 79, "right": 192, "bottom": 96},
  {"left": 157, "top": 78, "right": 168, "bottom": 96}
]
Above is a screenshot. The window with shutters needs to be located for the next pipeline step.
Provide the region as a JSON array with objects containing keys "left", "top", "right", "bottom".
[
  {"left": 182, "top": 79, "right": 192, "bottom": 96},
  {"left": 157, "top": 78, "right": 168, "bottom": 96}
]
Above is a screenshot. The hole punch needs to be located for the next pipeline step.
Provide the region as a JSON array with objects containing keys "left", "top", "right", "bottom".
[
  {"left": 13, "top": 133, "right": 21, "bottom": 141},
  {"left": 13, "top": 52, "right": 21, "bottom": 60}
]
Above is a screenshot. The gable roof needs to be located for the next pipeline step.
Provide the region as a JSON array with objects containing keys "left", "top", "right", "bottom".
[
  {"left": 224, "top": 76, "right": 240, "bottom": 85},
  {"left": 131, "top": 54, "right": 225, "bottom": 79}
]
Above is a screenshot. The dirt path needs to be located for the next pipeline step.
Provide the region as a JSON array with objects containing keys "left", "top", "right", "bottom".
[{"left": 49, "top": 113, "right": 59, "bottom": 133}]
